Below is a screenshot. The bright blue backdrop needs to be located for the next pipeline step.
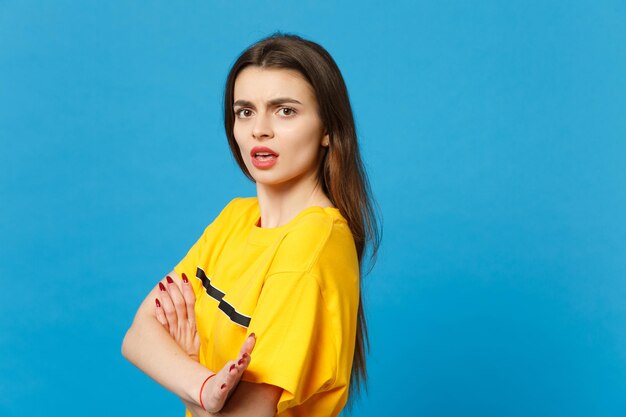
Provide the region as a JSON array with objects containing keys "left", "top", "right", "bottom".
[{"left": 1, "top": 1, "right": 625, "bottom": 416}]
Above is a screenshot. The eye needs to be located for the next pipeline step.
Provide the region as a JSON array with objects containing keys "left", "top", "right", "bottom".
[
  {"left": 278, "top": 107, "right": 296, "bottom": 117},
  {"left": 234, "top": 108, "right": 252, "bottom": 118}
]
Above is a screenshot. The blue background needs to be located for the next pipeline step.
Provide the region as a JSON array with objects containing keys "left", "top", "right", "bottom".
[{"left": 1, "top": 1, "right": 625, "bottom": 415}]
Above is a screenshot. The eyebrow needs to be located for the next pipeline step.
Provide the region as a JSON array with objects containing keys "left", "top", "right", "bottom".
[{"left": 233, "top": 97, "right": 303, "bottom": 108}]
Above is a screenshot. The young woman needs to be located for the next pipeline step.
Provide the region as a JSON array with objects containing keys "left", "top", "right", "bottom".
[{"left": 122, "top": 32, "right": 380, "bottom": 417}]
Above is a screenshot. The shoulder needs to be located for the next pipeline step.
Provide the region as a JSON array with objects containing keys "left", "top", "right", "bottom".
[
  {"left": 269, "top": 208, "right": 358, "bottom": 276},
  {"left": 211, "top": 196, "right": 257, "bottom": 226},
  {"left": 221, "top": 196, "right": 257, "bottom": 215}
]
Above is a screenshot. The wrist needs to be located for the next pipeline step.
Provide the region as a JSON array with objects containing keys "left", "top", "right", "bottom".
[
  {"left": 181, "top": 363, "right": 216, "bottom": 405},
  {"left": 198, "top": 373, "right": 217, "bottom": 411}
]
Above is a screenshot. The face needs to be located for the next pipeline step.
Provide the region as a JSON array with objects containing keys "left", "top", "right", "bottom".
[{"left": 232, "top": 66, "right": 329, "bottom": 189}]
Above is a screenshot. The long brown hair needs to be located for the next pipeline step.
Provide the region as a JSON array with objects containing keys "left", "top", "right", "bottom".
[{"left": 222, "top": 32, "right": 381, "bottom": 408}]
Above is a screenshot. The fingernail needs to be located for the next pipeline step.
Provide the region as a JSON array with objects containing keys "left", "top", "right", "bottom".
[
  {"left": 155, "top": 298, "right": 161, "bottom": 307},
  {"left": 182, "top": 273, "right": 188, "bottom": 283},
  {"left": 249, "top": 332, "right": 256, "bottom": 339},
  {"left": 221, "top": 383, "right": 226, "bottom": 390},
  {"left": 158, "top": 282, "right": 166, "bottom": 291},
  {"left": 238, "top": 358, "right": 244, "bottom": 365},
  {"left": 166, "top": 276, "right": 174, "bottom": 284},
  {"left": 229, "top": 364, "right": 236, "bottom": 372},
  {"left": 242, "top": 353, "right": 249, "bottom": 359}
]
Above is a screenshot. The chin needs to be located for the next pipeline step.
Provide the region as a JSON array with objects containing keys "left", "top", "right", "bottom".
[{"left": 253, "top": 176, "right": 286, "bottom": 187}]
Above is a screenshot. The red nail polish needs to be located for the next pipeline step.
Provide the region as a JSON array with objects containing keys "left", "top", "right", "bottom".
[
  {"left": 229, "top": 364, "right": 236, "bottom": 372},
  {"left": 182, "top": 273, "right": 188, "bottom": 283},
  {"left": 221, "top": 383, "right": 226, "bottom": 390},
  {"left": 155, "top": 298, "right": 161, "bottom": 307},
  {"left": 249, "top": 333, "right": 256, "bottom": 339},
  {"left": 158, "top": 282, "right": 166, "bottom": 291},
  {"left": 242, "top": 353, "right": 249, "bottom": 359},
  {"left": 238, "top": 358, "right": 244, "bottom": 365},
  {"left": 166, "top": 276, "right": 174, "bottom": 284}
]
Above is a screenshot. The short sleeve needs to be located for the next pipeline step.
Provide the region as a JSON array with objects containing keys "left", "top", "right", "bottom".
[
  {"left": 173, "top": 198, "right": 240, "bottom": 295},
  {"left": 173, "top": 222, "right": 213, "bottom": 296},
  {"left": 242, "top": 271, "right": 338, "bottom": 414}
]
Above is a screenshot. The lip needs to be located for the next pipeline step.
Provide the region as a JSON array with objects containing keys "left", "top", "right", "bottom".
[
  {"left": 250, "top": 146, "right": 279, "bottom": 157},
  {"left": 250, "top": 146, "right": 279, "bottom": 169}
]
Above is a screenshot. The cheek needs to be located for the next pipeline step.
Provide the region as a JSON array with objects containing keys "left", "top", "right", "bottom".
[
  {"left": 281, "top": 130, "right": 323, "bottom": 167},
  {"left": 233, "top": 126, "right": 247, "bottom": 153},
  {"left": 280, "top": 120, "right": 322, "bottom": 147},
  {"left": 233, "top": 123, "right": 244, "bottom": 144}
]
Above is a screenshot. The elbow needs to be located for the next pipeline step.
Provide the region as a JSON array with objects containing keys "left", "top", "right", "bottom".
[
  {"left": 121, "top": 311, "right": 154, "bottom": 363},
  {"left": 120, "top": 325, "right": 135, "bottom": 361}
]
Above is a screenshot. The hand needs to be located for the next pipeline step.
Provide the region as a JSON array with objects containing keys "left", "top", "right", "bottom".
[
  {"left": 154, "top": 272, "right": 257, "bottom": 413},
  {"left": 154, "top": 273, "right": 201, "bottom": 361},
  {"left": 197, "top": 333, "right": 256, "bottom": 413}
]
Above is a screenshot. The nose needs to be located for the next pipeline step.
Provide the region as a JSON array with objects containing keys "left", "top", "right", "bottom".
[{"left": 252, "top": 112, "right": 273, "bottom": 140}]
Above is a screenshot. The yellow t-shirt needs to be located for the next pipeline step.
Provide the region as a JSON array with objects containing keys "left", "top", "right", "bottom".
[{"left": 173, "top": 197, "right": 360, "bottom": 417}]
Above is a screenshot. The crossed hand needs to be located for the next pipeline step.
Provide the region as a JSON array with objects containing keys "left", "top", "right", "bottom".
[{"left": 154, "top": 272, "right": 255, "bottom": 413}]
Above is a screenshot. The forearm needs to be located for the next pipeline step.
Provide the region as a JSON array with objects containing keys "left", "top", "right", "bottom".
[
  {"left": 122, "top": 274, "right": 278, "bottom": 416},
  {"left": 182, "top": 398, "right": 212, "bottom": 417},
  {"left": 181, "top": 381, "right": 279, "bottom": 417},
  {"left": 122, "top": 313, "right": 213, "bottom": 403}
]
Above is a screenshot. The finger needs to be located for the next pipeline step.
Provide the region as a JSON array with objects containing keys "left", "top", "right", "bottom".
[
  {"left": 220, "top": 360, "right": 240, "bottom": 392},
  {"left": 238, "top": 333, "right": 256, "bottom": 359},
  {"left": 158, "top": 281, "right": 178, "bottom": 336},
  {"left": 181, "top": 273, "right": 197, "bottom": 326},
  {"left": 154, "top": 298, "right": 169, "bottom": 328},
  {"left": 165, "top": 275, "right": 188, "bottom": 323},
  {"left": 213, "top": 361, "right": 237, "bottom": 397},
  {"left": 223, "top": 359, "right": 248, "bottom": 400},
  {"left": 232, "top": 333, "right": 255, "bottom": 373},
  {"left": 235, "top": 351, "right": 251, "bottom": 371},
  {"left": 204, "top": 356, "right": 249, "bottom": 413}
]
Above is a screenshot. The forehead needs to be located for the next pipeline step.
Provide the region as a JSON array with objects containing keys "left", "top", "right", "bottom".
[{"left": 233, "top": 67, "right": 316, "bottom": 103}]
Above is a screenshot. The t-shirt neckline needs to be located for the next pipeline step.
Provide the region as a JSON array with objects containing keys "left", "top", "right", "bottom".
[{"left": 248, "top": 203, "right": 341, "bottom": 245}]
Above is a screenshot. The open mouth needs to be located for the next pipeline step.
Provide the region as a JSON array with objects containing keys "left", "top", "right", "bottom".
[{"left": 254, "top": 152, "right": 277, "bottom": 161}]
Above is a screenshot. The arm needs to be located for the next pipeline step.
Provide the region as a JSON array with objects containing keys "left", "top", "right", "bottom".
[
  {"left": 181, "top": 382, "right": 281, "bottom": 417},
  {"left": 122, "top": 271, "right": 281, "bottom": 415},
  {"left": 121, "top": 270, "right": 212, "bottom": 403}
]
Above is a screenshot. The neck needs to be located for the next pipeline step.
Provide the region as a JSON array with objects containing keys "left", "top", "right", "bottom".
[{"left": 255, "top": 169, "right": 332, "bottom": 228}]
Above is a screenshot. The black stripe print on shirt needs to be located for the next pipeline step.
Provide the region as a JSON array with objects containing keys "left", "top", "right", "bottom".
[{"left": 195, "top": 267, "right": 251, "bottom": 328}]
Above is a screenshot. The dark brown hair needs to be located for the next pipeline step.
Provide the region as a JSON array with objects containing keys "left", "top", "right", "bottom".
[{"left": 223, "top": 32, "right": 381, "bottom": 408}]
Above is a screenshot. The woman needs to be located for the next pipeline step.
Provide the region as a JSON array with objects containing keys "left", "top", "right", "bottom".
[{"left": 122, "top": 32, "right": 380, "bottom": 416}]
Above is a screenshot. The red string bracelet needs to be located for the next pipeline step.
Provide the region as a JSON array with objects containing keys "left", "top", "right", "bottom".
[{"left": 199, "top": 373, "right": 217, "bottom": 411}]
